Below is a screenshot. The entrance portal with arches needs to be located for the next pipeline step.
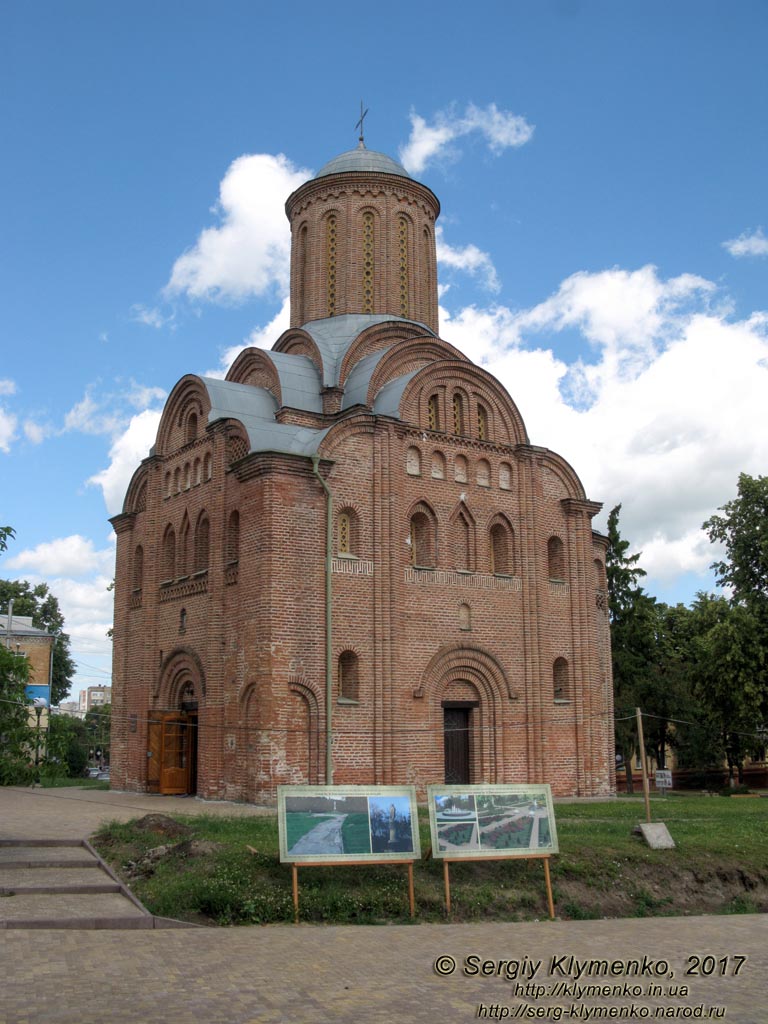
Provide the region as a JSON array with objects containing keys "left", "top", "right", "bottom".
[{"left": 148, "top": 650, "right": 203, "bottom": 795}]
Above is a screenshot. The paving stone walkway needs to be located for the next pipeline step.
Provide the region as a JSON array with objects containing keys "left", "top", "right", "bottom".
[{"left": 1, "top": 786, "right": 766, "bottom": 1024}]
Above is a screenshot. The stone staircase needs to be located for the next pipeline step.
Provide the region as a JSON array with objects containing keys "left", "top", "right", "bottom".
[{"left": 0, "top": 839, "right": 191, "bottom": 929}]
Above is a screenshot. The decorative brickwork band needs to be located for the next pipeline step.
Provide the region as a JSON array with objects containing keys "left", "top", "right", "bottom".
[
  {"left": 159, "top": 572, "right": 208, "bottom": 602},
  {"left": 332, "top": 558, "right": 374, "bottom": 576},
  {"left": 405, "top": 567, "right": 522, "bottom": 591}
]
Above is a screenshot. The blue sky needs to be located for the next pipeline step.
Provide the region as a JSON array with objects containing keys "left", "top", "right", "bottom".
[{"left": 2, "top": 1, "right": 767, "bottom": 702}]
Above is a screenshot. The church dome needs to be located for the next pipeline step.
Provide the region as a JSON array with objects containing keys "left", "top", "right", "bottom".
[{"left": 315, "top": 143, "right": 411, "bottom": 180}]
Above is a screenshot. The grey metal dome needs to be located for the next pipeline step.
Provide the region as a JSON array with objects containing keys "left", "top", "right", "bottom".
[{"left": 315, "top": 143, "right": 411, "bottom": 180}]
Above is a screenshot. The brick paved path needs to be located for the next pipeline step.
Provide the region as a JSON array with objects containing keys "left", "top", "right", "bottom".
[{"left": 1, "top": 787, "right": 766, "bottom": 1024}]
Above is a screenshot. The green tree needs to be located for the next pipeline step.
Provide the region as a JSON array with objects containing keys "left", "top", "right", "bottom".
[
  {"left": 46, "top": 713, "right": 89, "bottom": 778},
  {"left": 689, "top": 593, "right": 766, "bottom": 785},
  {"left": 0, "top": 643, "right": 34, "bottom": 785},
  {"left": 704, "top": 473, "right": 768, "bottom": 613},
  {"left": 0, "top": 579, "right": 76, "bottom": 705},
  {"left": 606, "top": 505, "right": 656, "bottom": 790},
  {"left": 0, "top": 526, "right": 14, "bottom": 553}
]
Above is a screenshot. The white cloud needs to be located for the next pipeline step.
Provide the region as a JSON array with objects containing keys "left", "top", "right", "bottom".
[
  {"left": 723, "top": 228, "right": 768, "bottom": 258},
  {"left": 165, "top": 153, "right": 311, "bottom": 303},
  {"left": 400, "top": 102, "right": 535, "bottom": 175},
  {"left": 208, "top": 296, "right": 291, "bottom": 378},
  {"left": 64, "top": 391, "right": 124, "bottom": 437},
  {"left": 88, "top": 409, "right": 162, "bottom": 515},
  {"left": 126, "top": 382, "right": 167, "bottom": 409},
  {"left": 0, "top": 379, "right": 16, "bottom": 396},
  {"left": 439, "top": 265, "right": 768, "bottom": 591},
  {"left": 23, "top": 420, "right": 48, "bottom": 444},
  {"left": 6, "top": 534, "right": 113, "bottom": 578},
  {"left": 436, "top": 226, "right": 500, "bottom": 292},
  {"left": 131, "top": 304, "right": 175, "bottom": 329},
  {"left": 0, "top": 407, "right": 17, "bottom": 452}
]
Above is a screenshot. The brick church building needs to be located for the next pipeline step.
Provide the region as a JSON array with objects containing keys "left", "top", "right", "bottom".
[{"left": 110, "top": 141, "right": 615, "bottom": 801}]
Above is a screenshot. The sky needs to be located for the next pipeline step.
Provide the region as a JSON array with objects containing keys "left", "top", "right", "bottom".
[{"left": 1, "top": 1, "right": 766, "bottom": 703}]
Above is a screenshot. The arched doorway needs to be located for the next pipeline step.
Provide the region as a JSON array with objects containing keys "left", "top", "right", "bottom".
[{"left": 148, "top": 650, "right": 203, "bottom": 795}]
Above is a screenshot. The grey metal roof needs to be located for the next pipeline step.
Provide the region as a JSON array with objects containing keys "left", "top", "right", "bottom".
[
  {"left": 200, "top": 377, "right": 328, "bottom": 458},
  {"left": 341, "top": 350, "right": 384, "bottom": 410},
  {"left": 315, "top": 145, "right": 410, "bottom": 180},
  {"left": 2, "top": 615, "right": 52, "bottom": 638},
  {"left": 372, "top": 370, "right": 421, "bottom": 419},
  {"left": 297, "top": 314, "right": 436, "bottom": 388},
  {"left": 268, "top": 351, "right": 322, "bottom": 413}
]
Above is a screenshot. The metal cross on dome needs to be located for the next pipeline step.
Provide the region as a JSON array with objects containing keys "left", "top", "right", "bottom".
[{"left": 355, "top": 101, "right": 369, "bottom": 145}]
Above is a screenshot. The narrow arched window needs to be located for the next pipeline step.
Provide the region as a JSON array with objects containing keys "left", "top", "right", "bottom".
[
  {"left": 194, "top": 458, "right": 202, "bottom": 485},
  {"left": 431, "top": 452, "right": 446, "bottom": 479},
  {"left": 548, "top": 536, "right": 566, "bottom": 581},
  {"left": 477, "top": 404, "right": 488, "bottom": 441},
  {"left": 477, "top": 459, "right": 491, "bottom": 487},
  {"left": 204, "top": 452, "right": 212, "bottom": 481},
  {"left": 553, "top": 658, "right": 570, "bottom": 701},
  {"left": 227, "top": 511, "right": 240, "bottom": 563},
  {"left": 454, "top": 455, "right": 468, "bottom": 483},
  {"left": 594, "top": 558, "right": 606, "bottom": 588},
  {"left": 459, "top": 603, "right": 471, "bottom": 631},
  {"left": 410, "top": 510, "right": 436, "bottom": 567},
  {"left": 362, "top": 211, "right": 374, "bottom": 313},
  {"left": 164, "top": 472, "right": 172, "bottom": 497},
  {"left": 428, "top": 394, "right": 440, "bottom": 432},
  {"left": 186, "top": 413, "right": 197, "bottom": 444},
  {"left": 183, "top": 463, "right": 191, "bottom": 490},
  {"left": 162, "top": 526, "right": 176, "bottom": 580},
  {"left": 338, "top": 512, "right": 351, "bottom": 555},
  {"left": 296, "top": 223, "right": 308, "bottom": 323},
  {"left": 398, "top": 214, "right": 409, "bottom": 317},
  {"left": 490, "top": 523, "right": 513, "bottom": 575},
  {"left": 326, "top": 214, "right": 337, "bottom": 316},
  {"left": 132, "top": 545, "right": 144, "bottom": 592},
  {"left": 195, "top": 514, "right": 210, "bottom": 572},
  {"left": 338, "top": 651, "right": 360, "bottom": 701},
  {"left": 406, "top": 446, "right": 421, "bottom": 476},
  {"left": 452, "top": 394, "right": 465, "bottom": 435},
  {"left": 174, "top": 467, "right": 181, "bottom": 493},
  {"left": 452, "top": 512, "right": 472, "bottom": 571},
  {"left": 499, "top": 462, "right": 512, "bottom": 490}
]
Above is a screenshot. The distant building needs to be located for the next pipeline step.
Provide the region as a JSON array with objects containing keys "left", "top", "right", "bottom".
[
  {"left": 2, "top": 611, "right": 54, "bottom": 706},
  {"left": 78, "top": 686, "right": 112, "bottom": 713},
  {"left": 111, "top": 140, "right": 615, "bottom": 802}
]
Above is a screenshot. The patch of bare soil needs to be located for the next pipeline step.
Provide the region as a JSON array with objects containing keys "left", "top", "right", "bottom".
[{"left": 555, "top": 860, "right": 768, "bottom": 919}]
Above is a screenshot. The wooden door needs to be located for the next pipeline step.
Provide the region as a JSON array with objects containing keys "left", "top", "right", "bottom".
[
  {"left": 160, "top": 716, "right": 190, "bottom": 795},
  {"left": 444, "top": 707, "right": 471, "bottom": 784},
  {"left": 147, "top": 718, "right": 162, "bottom": 792}
]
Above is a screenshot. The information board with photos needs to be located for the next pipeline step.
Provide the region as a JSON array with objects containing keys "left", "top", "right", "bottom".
[
  {"left": 278, "top": 785, "right": 421, "bottom": 864},
  {"left": 427, "top": 783, "right": 558, "bottom": 858}
]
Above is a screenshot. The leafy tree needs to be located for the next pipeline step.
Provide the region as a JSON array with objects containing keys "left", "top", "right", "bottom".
[
  {"left": 0, "top": 579, "right": 75, "bottom": 705},
  {"left": 0, "top": 643, "right": 34, "bottom": 785},
  {"left": 704, "top": 473, "right": 768, "bottom": 613},
  {"left": 46, "top": 713, "right": 89, "bottom": 778},
  {"left": 688, "top": 593, "right": 766, "bottom": 785},
  {"left": 0, "top": 526, "right": 14, "bottom": 553},
  {"left": 606, "top": 505, "right": 656, "bottom": 790}
]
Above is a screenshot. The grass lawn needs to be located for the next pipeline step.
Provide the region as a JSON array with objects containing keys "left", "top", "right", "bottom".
[
  {"left": 40, "top": 777, "right": 111, "bottom": 790},
  {"left": 91, "top": 794, "right": 768, "bottom": 927}
]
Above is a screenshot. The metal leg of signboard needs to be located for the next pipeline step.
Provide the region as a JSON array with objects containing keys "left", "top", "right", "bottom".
[
  {"left": 442, "top": 854, "right": 555, "bottom": 920},
  {"left": 290, "top": 860, "right": 416, "bottom": 924}
]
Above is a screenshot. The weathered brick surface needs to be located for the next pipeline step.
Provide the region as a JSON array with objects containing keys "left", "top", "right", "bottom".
[{"left": 110, "top": 149, "right": 614, "bottom": 803}]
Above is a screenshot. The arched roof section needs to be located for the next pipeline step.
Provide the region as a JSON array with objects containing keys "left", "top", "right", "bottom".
[
  {"left": 267, "top": 329, "right": 323, "bottom": 376},
  {"left": 274, "top": 313, "right": 435, "bottom": 389},
  {"left": 122, "top": 463, "right": 150, "bottom": 515},
  {"left": 155, "top": 375, "right": 212, "bottom": 457},
  {"left": 399, "top": 362, "right": 529, "bottom": 445},
  {"left": 225, "top": 348, "right": 322, "bottom": 414},
  {"left": 338, "top": 321, "right": 443, "bottom": 388},
  {"left": 539, "top": 450, "right": 588, "bottom": 500},
  {"left": 200, "top": 377, "right": 328, "bottom": 458}
]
